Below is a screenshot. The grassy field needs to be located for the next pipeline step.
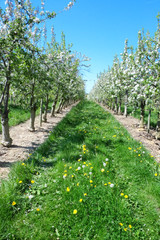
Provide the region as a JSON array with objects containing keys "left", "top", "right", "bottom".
[{"left": 0, "top": 100, "right": 160, "bottom": 239}]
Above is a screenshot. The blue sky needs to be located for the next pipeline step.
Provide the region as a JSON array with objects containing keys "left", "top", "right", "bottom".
[{"left": 1, "top": 0, "right": 160, "bottom": 93}]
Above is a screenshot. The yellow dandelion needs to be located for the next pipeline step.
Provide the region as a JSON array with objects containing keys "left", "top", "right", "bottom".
[
  {"left": 72, "top": 175, "right": 74, "bottom": 178},
  {"left": 36, "top": 208, "right": 40, "bottom": 211},
  {"left": 79, "top": 199, "right": 83, "bottom": 202},
  {"left": 19, "top": 180, "right": 23, "bottom": 184},
  {"left": 120, "top": 193, "right": 124, "bottom": 196},
  {"left": 104, "top": 183, "right": 107, "bottom": 186},
  {"left": 77, "top": 183, "right": 79, "bottom": 186},
  {"left": 64, "top": 170, "right": 67, "bottom": 173},
  {"left": 66, "top": 187, "right": 70, "bottom": 192},
  {"left": 124, "top": 228, "right": 127, "bottom": 231},
  {"left": 108, "top": 182, "right": 111, "bottom": 185},
  {"left": 73, "top": 209, "right": 77, "bottom": 214},
  {"left": 112, "top": 135, "right": 116, "bottom": 138},
  {"left": 155, "top": 173, "right": 158, "bottom": 176},
  {"left": 31, "top": 180, "right": 35, "bottom": 184},
  {"left": 124, "top": 195, "right": 128, "bottom": 198},
  {"left": 101, "top": 168, "right": 105, "bottom": 172},
  {"left": 69, "top": 166, "right": 72, "bottom": 169},
  {"left": 21, "top": 163, "right": 25, "bottom": 166},
  {"left": 119, "top": 223, "right": 123, "bottom": 226},
  {"left": 12, "top": 201, "right": 16, "bottom": 206},
  {"left": 90, "top": 180, "right": 93, "bottom": 183},
  {"left": 84, "top": 193, "right": 87, "bottom": 196},
  {"left": 129, "top": 225, "right": 132, "bottom": 229},
  {"left": 128, "top": 147, "right": 132, "bottom": 150}
]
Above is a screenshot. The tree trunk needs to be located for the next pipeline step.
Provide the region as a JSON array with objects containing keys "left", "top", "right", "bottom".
[
  {"left": 111, "top": 99, "right": 114, "bottom": 111},
  {"left": 147, "top": 108, "right": 151, "bottom": 133},
  {"left": 56, "top": 99, "right": 63, "bottom": 113},
  {"left": 139, "top": 99, "right": 145, "bottom": 129},
  {"left": 114, "top": 97, "right": 118, "bottom": 114},
  {"left": 51, "top": 92, "right": 59, "bottom": 117},
  {"left": 124, "top": 89, "right": 128, "bottom": 117},
  {"left": 29, "top": 105, "right": 36, "bottom": 131},
  {"left": 29, "top": 82, "right": 36, "bottom": 132},
  {"left": 39, "top": 98, "right": 43, "bottom": 127},
  {"left": 1, "top": 82, "right": 12, "bottom": 147},
  {"left": 43, "top": 94, "right": 49, "bottom": 122},
  {"left": 156, "top": 111, "right": 160, "bottom": 140},
  {"left": 118, "top": 97, "right": 122, "bottom": 115}
]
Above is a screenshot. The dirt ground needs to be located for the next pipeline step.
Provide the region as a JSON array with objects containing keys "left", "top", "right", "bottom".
[
  {"left": 0, "top": 103, "right": 160, "bottom": 182},
  {"left": 0, "top": 105, "right": 75, "bottom": 181}
]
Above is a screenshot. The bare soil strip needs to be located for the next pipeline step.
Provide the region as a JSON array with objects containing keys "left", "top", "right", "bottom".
[
  {"left": 102, "top": 105, "right": 160, "bottom": 163},
  {"left": 0, "top": 105, "right": 75, "bottom": 181}
]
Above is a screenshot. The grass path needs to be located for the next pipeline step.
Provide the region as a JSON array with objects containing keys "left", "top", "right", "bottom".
[{"left": 0, "top": 100, "right": 160, "bottom": 240}]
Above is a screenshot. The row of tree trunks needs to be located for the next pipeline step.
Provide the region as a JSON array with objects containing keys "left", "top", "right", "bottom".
[{"left": 105, "top": 95, "right": 160, "bottom": 140}]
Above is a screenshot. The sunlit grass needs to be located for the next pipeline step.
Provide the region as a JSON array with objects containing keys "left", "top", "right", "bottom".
[{"left": 0, "top": 100, "right": 160, "bottom": 239}]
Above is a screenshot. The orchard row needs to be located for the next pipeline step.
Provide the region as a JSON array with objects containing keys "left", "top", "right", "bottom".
[
  {"left": 0, "top": 0, "right": 86, "bottom": 147},
  {"left": 90, "top": 14, "right": 160, "bottom": 138}
]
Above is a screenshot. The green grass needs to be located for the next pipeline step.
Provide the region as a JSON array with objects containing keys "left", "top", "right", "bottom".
[{"left": 0, "top": 100, "right": 160, "bottom": 239}]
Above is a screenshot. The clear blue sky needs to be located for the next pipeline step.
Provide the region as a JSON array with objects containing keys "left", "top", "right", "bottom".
[{"left": 1, "top": 0, "right": 160, "bottom": 93}]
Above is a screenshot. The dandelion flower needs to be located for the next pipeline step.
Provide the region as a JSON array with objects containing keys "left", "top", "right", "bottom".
[
  {"left": 12, "top": 201, "right": 16, "bottom": 206},
  {"left": 36, "top": 208, "right": 40, "bottom": 211},
  {"left": 90, "top": 180, "right": 93, "bottom": 183},
  {"left": 104, "top": 183, "right": 107, "bottom": 186},
  {"left": 84, "top": 193, "right": 87, "bottom": 196},
  {"left": 19, "top": 180, "right": 22, "bottom": 184},
  {"left": 120, "top": 193, "right": 124, "bottom": 196},
  {"left": 77, "top": 183, "right": 79, "bottom": 186},
  {"left": 129, "top": 225, "right": 132, "bottom": 229},
  {"left": 79, "top": 199, "right": 83, "bottom": 202},
  {"left": 155, "top": 173, "right": 158, "bottom": 176},
  {"left": 66, "top": 187, "right": 70, "bottom": 192},
  {"left": 73, "top": 209, "right": 77, "bottom": 214},
  {"left": 69, "top": 166, "right": 72, "bottom": 169},
  {"left": 124, "top": 228, "right": 127, "bottom": 231},
  {"left": 101, "top": 168, "right": 105, "bottom": 172},
  {"left": 119, "top": 223, "right": 123, "bottom": 226},
  {"left": 31, "top": 180, "right": 35, "bottom": 184},
  {"left": 124, "top": 195, "right": 128, "bottom": 198},
  {"left": 108, "top": 182, "right": 111, "bottom": 185}
]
